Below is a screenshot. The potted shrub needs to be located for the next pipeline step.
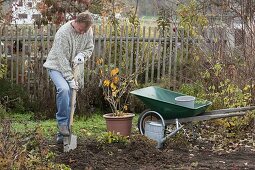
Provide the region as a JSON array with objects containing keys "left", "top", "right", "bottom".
[{"left": 96, "top": 58, "right": 137, "bottom": 136}]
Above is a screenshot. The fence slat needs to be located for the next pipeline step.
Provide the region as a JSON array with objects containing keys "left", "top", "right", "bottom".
[
  {"left": 140, "top": 26, "right": 146, "bottom": 83},
  {"left": 157, "top": 28, "right": 162, "bottom": 82},
  {"left": 47, "top": 25, "right": 51, "bottom": 53},
  {"left": 114, "top": 26, "right": 117, "bottom": 67},
  {"left": 3, "top": 27, "right": 8, "bottom": 79},
  {"left": 98, "top": 25, "right": 102, "bottom": 60},
  {"left": 101, "top": 25, "right": 107, "bottom": 78},
  {"left": 33, "top": 28, "right": 38, "bottom": 99},
  {"left": 179, "top": 29, "right": 184, "bottom": 83},
  {"left": 151, "top": 27, "right": 157, "bottom": 83},
  {"left": 27, "top": 27, "right": 32, "bottom": 92},
  {"left": 162, "top": 29, "right": 167, "bottom": 78},
  {"left": 135, "top": 26, "right": 140, "bottom": 80},
  {"left": 10, "top": 27, "right": 14, "bottom": 83},
  {"left": 145, "top": 27, "right": 151, "bottom": 83},
  {"left": 21, "top": 28, "right": 26, "bottom": 84},
  {"left": 125, "top": 25, "right": 129, "bottom": 75},
  {"left": 129, "top": 26, "right": 134, "bottom": 75},
  {"left": 168, "top": 27, "right": 173, "bottom": 79},
  {"left": 46, "top": 25, "right": 50, "bottom": 88},
  {"left": 40, "top": 27, "right": 45, "bottom": 74},
  {"left": 119, "top": 25, "right": 124, "bottom": 72},
  {"left": 185, "top": 29, "right": 189, "bottom": 83},
  {"left": 173, "top": 29, "right": 178, "bottom": 90},
  {"left": 98, "top": 25, "right": 105, "bottom": 75},
  {"left": 141, "top": 26, "right": 146, "bottom": 61},
  {"left": 108, "top": 25, "right": 112, "bottom": 69},
  {"left": 91, "top": 25, "right": 96, "bottom": 72}
]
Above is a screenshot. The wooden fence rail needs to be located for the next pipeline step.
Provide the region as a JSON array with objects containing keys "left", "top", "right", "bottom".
[{"left": 0, "top": 25, "right": 191, "bottom": 99}]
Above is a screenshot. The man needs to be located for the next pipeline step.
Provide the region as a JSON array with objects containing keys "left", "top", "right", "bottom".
[{"left": 43, "top": 12, "right": 94, "bottom": 143}]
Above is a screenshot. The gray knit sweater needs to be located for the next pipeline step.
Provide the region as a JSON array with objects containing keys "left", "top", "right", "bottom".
[{"left": 43, "top": 20, "right": 94, "bottom": 87}]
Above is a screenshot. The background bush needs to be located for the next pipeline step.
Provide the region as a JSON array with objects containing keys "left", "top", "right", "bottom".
[{"left": 0, "top": 79, "right": 30, "bottom": 113}]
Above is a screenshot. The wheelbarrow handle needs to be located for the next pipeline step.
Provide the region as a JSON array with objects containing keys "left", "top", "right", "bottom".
[{"left": 206, "top": 106, "right": 255, "bottom": 114}]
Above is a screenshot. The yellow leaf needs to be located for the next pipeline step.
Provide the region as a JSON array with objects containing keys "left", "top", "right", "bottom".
[
  {"left": 99, "top": 69, "right": 103, "bottom": 76},
  {"left": 103, "top": 79, "right": 110, "bottom": 87},
  {"left": 110, "top": 83, "right": 117, "bottom": 91},
  {"left": 96, "top": 58, "right": 103, "bottom": 65},
  {"left": 124, "top": 105, "right": 128, "bottom": 111},
  {"left": 112, "top": 76, "right": 119, "bottom": 84},
  {"left": 112, "top": 91, "right": 117, "bottom": 97},
  {"left": 110, "top": 68, "right": 119, "bottom": 76}
]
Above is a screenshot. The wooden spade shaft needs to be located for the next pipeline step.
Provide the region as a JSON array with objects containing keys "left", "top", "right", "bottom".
[
  {"left": 69, "top": 64, "right": 78, "bottom": 127},
  {"left": 63, "top": 64, "right": 79, "bottom": 152}
]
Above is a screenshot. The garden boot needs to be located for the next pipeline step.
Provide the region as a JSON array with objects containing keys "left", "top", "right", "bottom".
[
  {"left": 56, "top": 132, "right": 63, "bottom": 144},
  {"left": 58, "top": 125, "right": 70, "bottom": 136}
]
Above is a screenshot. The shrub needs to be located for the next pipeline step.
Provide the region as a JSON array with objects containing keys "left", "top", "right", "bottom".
[
  {"left": 0, "top": 78, "right": 56, "bottom": 119},
  {"left": 76, "top": 75, "right": 104, "bottom": 116},
  {"left": 0, "top": 120, "right": 70, "bottom": 169},
  {"left": 0, "top": 55, "right": 7, "bottom": 79},
  {"left": 178, "top": 81, "right": 254, "bottom": 136},
  {"left": 0, "top": 79, "right": 30, "bottom": 113},
  {"left": 0, "top": 104, "right": 7, "bottom": 118}
]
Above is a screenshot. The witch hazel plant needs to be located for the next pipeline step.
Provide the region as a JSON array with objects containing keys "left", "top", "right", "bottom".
[{"left": 97, "top": 58, "right": 136, "bottom": 116}]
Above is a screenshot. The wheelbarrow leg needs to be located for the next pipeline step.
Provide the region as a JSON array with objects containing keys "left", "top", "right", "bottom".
[
  {"left": 176, "top": 118, "right": 181, "bottom": 128},
  {"left": 191, "top": 122, "right": 199, "bottom": 139},
  {"left": 164, "top": 118, "right": 184, "bottom": 139},
  {"left": 174, "top": 119, "right": 198, "bottom": 139},
  {"left": 186, "top": 122, "right": 198, "bottom": 139}
]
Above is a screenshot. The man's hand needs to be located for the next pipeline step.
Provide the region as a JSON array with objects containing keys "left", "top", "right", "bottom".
[
  {"left": 68, "top": 79, "right": 79, "bottom": 90},
  {"left": 73, "top": 53, "right": 85, "bottom": 64}
]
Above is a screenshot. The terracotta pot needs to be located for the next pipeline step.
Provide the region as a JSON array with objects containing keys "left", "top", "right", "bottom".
[{"left": 103, "top": 113, "right": 135, "bottom": 136}]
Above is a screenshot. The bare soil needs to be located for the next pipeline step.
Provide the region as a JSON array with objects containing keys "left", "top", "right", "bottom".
[{"left": 50, "top": 126, "right": 255, "bottom": 170}]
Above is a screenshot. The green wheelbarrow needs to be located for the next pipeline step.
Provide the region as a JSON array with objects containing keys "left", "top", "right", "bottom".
[{"left": 131, "top": 86, "right": 255, "bottom": 148}]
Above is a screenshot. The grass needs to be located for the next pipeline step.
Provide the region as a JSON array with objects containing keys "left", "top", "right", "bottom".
[{"left": 2, "top": 112, "right": 139, "bottom": 139}]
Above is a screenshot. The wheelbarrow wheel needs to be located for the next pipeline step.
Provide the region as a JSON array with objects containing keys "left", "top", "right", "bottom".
[{"left": 137, "top": 109, "right": 165, "bottom": 135}]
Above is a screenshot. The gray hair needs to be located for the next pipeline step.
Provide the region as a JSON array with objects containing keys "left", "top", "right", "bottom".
[{"left": 75, "top": 11, "right": 93, "bottom": 25}]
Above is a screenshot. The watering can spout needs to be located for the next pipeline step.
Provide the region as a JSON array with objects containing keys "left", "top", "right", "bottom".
[{"left": 144, "top": 120, "right": 184, "bottom": 149}]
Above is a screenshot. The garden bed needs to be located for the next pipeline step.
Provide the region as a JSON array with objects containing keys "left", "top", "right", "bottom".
[
  {"left": 1, "top": 116, "right": 254, "bottom": 169},
  {"left": 50, "top": 127, "right": 255, "bottom": 170}
]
